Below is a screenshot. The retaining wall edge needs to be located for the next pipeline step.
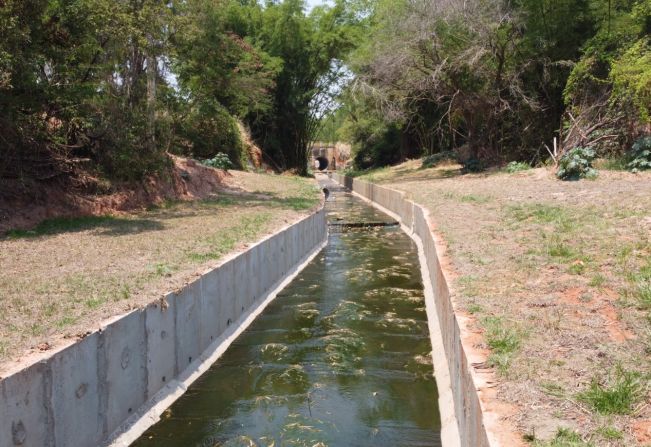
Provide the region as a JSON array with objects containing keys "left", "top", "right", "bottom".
[{"left": 0, "top": 207, "right": 328, "bottom": 447}]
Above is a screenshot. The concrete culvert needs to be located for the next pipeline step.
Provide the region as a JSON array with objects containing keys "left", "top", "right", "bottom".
[{"left": 315, "top": 157, "right": 329, "bottom": 171}]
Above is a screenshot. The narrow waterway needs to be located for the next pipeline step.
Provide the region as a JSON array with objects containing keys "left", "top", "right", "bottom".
[{"left": 132, "top": 182, "right": 441, "bottom": 447}]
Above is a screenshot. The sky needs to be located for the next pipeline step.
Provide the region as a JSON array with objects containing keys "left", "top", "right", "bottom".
[{"left": 306, "top": 0, "right": 331, "bottom": 11}]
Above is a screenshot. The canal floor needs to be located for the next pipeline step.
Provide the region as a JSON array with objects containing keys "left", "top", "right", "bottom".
[{"left": 132, "top": 185, "right": 441, "bottom": 447}]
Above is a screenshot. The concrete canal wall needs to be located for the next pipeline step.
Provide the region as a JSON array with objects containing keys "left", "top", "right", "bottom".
[
  {"left": 331, "top": 173, "right": 500, "bottom": 447},
  {"left": 0, "top": 209, "right": 327, "bottom": 447}
]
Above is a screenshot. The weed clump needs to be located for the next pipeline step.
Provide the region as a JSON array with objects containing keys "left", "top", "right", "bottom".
[
  {"left": 482, "top": 316, "right": 521, "bottom": 375},
  {"left": 627, "top": 135, "right": 651, "bottom": 172},
  {"left": 577, "top": 365, "right": 646, "bottom": 415},
  {"left": 505, "top": 161, "right": 531, "bottom": 173},
  {"left": 556, "top": 147, "right": 597, "bottom": 180},
  {"left": 531, "top": 427, "right": 593, "bottom": 446},
  {"left": 202, "top": 152, "right": 234, "bottom": 170}
]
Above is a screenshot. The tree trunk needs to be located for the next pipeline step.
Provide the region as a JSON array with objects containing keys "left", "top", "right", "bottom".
[{"left": 146, "top": 35, "right": 157, "bottom": 153}]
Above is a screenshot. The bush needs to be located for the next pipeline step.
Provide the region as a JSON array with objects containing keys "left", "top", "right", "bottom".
[
  {"left": 177, "top": 103, "right": 244, "bottom": 168},
  {"left": 505, "top": 161, "right": 531, "bottom": 173},
  {"left": 462, "top": 157, "right": 484, "bottom": 173},
  {"left": 422, "top": 151, "right": 457, "bottom": 168},
  {"left": 627, "top": 135, "right": 651, "bottom": 172},
  {"left": 202, "top": 153, "right": 233, "bottom": 170},
  {"left": 556, "top": 147, "right": 597, "bottom": 180},
  {"left": 352, "top": 124, "right": 403, "bottom": 170}
]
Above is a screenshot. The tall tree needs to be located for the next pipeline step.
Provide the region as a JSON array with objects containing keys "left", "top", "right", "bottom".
[{"left": 247, "top": 0, "right": 356, "bottom": 175}]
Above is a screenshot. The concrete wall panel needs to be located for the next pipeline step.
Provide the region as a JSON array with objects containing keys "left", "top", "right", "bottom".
[
  {"left": 259, "top": 238, "right": 274, "bottom": 296},
  {"left": 248, "top": 243, "right": 262, "bottom": 303},
  {"left": 279, "top": 229, "right": 291, "bottom": 283},
  {"left": 145, "top": 295, "right": 176, "bottom": 398},
  {"left": 0, "top": 362, "right": 48, "bottom": 447},
  {"left": 232, "top": 252, "right": 251, "bottom": 319},
  {"left": 174, "top": 278, "right": 202, "bottom": 371},
  {"left": 217, "top": 259, "right": 235, "bottom": 330},
  {"left": 51, "top": 333, "right": 102, "bottom": 447},
  {"left": 200, "top": 269, "right": 221, "bottom": 350},
  {"left": 288, "top": 223, "right": 300, "bottom": 271},
  {"left": 102, "top": 310, "right": 147, "bottom": 434}
]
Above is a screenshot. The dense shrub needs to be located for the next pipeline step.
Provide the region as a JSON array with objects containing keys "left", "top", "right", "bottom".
[
  {"left": 462, "top": 158, "right": 484, "bottom": 173},
  {"left": 177, "top": 104, "right": 244, "bottom": 168},
  {"left": 556, "top": 147, "right": 597, "bottom": 180},
  {"left": 627, "top": 135, "right": 651, "bottom": 172},
  {"left": 352, "top": 125, "right": 403, "bottom": 170}
]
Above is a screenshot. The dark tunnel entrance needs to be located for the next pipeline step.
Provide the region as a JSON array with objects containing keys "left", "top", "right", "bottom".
[{"left": 315, "top": 156, "right": 329, "bottom": 171}]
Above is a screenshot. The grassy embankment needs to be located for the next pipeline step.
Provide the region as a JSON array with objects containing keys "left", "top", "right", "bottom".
[
  {"left": 355, "top": 160, "right": 651, "bottom": 446},
  {"left": 0, "top": 171, "right": 320, "bottom": 370}
]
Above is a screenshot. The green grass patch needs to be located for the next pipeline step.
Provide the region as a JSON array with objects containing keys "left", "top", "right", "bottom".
[
  {"left": 56, "top": 316, "right": 78, "bottom": 328},
  {"left": 540, "top": 381, "right": 565, "bottom": 398},
  {"left": 482, "top": 316, "right": 522, "bottom": 375},
  {"left": 348, "top": 166, "right": 391, "bottom": 181},
  {"left": 595, "top": 426, "right": 623, "bottom": 441},
  {"left": 635, "top": 281, "right": 651, "bottom": 309},
  {"left": 457, "top": 275, "right": 482, "bottom": 297},
  {"left": 545, "top": 235, "right": 576, "bottom": 259},
  {"left": 150, "top": 262, "right": 176, "bottom": 277},
  {"left": 467, "top": 303, "right": 483, "bottom": 314},
  {"left": 531, "top": 427, "right": 593, "bottom": 447},
  {"left": 594, "top": 157, "right": 628, "bottom": 171},
  {"left": 504, "top": 161, "right": 531, "bottom": 173},
  {"left": 588, "top": 273, "right": 606, "bottom": 288},
  {"left": 6, "top": 215, "right": 123, "bottom": 238},
  {"left": 577, "top": 365, "right": 646, "bottom": 415},
  {"left": 460, "top": 194, "right": 491, "bottom": 203},
  {"left": 5, "top": 215, "right": 164, "bottom": 238},
  {"left": 509, "top": 203, "right": 571, "bottom": 226},
  {"left": 187, "top": 214, "right": 271, "bottom": 263}
]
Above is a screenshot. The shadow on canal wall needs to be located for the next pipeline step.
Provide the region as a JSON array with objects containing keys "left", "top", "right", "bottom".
[
  {"left": 0, "top": 209, "right": 327, "bottom": 447},
  {"left": 331, "top": 173, "right": 518, "bottom": 447}
]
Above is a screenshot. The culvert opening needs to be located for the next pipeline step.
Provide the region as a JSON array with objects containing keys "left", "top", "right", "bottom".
[{"left": 315, "top": 156, "right": 329, "bottom": 171}]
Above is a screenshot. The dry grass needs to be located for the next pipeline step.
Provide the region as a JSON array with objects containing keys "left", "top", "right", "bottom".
[
  {"left": 358, "top": 160, "right": 651, "bottom": 446},
  {"left": 0, "top": 171, "right": 320, "bottom": 373}
]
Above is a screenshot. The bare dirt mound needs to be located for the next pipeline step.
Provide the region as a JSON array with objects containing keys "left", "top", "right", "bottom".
[{"left": 0, "top": 155, "right": 228, "bottom": 233}]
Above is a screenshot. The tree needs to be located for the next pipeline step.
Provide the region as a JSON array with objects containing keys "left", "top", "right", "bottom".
[{"left": 246, "top": 0, "right": 356, "bottom": 175}]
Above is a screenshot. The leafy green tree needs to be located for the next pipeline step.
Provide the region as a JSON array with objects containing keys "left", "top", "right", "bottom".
[{"left": 247, "top": 0, "right": 357, "bottom": 175}]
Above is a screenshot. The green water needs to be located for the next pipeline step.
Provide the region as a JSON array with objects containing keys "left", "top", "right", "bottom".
[{"left": 132, "top": 187, "right": 441, "bottom": 447}]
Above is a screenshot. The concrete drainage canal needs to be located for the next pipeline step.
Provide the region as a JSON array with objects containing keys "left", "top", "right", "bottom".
[{"left": 133, "top": 179, "right": 442, "bottom": 447}]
